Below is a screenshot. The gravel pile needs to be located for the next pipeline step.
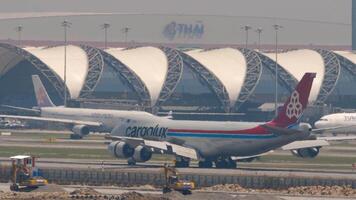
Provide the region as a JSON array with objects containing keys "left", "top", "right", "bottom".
[
  {"left": 70, "top": 187, "right": 101, "bottom": 196},
  {"left": 0, "top": 192, "right": 69, "bottom": 200},
  {"left": 0, "top": 190, "right": 168, "bottom": 200},
  {"left": 286, "top": 185, "right": 356, "bottom": 196},
  {"left": 121, "top": 191, "right": 169, "bottom": 200},
  {"left": 204, "top": 184, "right": 356, "bottom": 197}
]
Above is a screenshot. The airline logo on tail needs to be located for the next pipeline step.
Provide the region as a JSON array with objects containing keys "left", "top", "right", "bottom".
[
  {"left": 286, "top": 91, "right": 303, "bottom": 119},
  {"left": 32, "top": 75, "right": 55, "bottom": 107},
  {"left": 270, "top": 72, "right": 316, "bottom": 127}
]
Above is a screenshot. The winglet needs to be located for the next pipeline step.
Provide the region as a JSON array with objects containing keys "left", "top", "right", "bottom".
[
  {"left": 32, "top": 75, "right": 55, "bottom": 107},
  {"left": 269, "top": 73, "right": 316, "bottom": 128}
]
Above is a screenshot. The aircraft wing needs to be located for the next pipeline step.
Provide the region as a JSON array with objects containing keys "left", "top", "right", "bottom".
[
  {"left": 0, "top": 104, "right": 40, "bottom": 114},
  {"left": 0, "top": 114, "right": 102, "bottom": 127},
  {"left": 231, "top": 151, "right": 274, "bottom": 161},
  {"left": 281, "top": 135, "right": 356, "bottom": 150},
  {"left": 312, "top": 125, "right": 356, "bottom": 134},
  {"left": 106, "top": 135, "right": 199, "bottom": 160},
  {"left": 316, "top": 135, "right": 356, "bottom": 141}
]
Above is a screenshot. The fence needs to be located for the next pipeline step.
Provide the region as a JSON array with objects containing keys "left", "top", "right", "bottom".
[{"left": 1, "top": 166, "right": 356, "bottom": 189}]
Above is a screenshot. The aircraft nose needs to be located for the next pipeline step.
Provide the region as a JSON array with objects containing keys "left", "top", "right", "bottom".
[{"left": 314, "top": 120, "right": 323, "bottom": 128}]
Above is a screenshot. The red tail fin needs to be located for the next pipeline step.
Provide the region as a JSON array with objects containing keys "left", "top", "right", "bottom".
[{"left": 269, "top": 73, "right": 316, "bottom": 127}]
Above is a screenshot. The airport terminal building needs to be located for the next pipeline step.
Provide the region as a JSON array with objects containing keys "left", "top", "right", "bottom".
[{"left": 0, "top": 43, "right": 356, "bottom": 122}]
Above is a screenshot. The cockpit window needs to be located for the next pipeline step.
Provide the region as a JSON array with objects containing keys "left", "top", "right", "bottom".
[{"left": 319, "top": 118, "right": 328, "bottom": 121}]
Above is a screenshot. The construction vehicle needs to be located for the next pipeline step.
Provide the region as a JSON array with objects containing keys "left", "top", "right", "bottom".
[
  {"left": 9, "top": 155, "right": 48, "bottom": 191},
  {"left": 162, "top": 164, "right": 195, "bottom": 195}
]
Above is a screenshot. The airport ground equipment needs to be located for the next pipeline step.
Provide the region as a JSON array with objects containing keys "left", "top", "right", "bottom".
[
  {"left": 9, "top": 155, "right": 48, "bottom": 191},
  {"left": 162, "top": 164, "right": 195, "bottom": 195}
]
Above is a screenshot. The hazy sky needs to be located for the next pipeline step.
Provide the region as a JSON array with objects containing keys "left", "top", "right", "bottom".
[
  {"left": 0, "top": 0, "right": 349, "bottom": 21},
  {"left": 0, "top": 0, "right": 352, "bottom": 45}
]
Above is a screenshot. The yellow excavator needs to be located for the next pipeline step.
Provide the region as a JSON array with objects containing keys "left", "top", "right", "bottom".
[
  {"left": 162, "top": 164, "right": 195, "bottom": 195},
  {"left": 9, "top": 155, "right": 48, "bottom": 191}
]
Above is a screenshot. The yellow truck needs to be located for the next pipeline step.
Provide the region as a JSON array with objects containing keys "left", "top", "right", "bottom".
[
  {"left": 162, "top": 164, "right": 195, "bottom": 195},
  {"left": 9, "top": 155, "right": 48, "bottom": 191}
]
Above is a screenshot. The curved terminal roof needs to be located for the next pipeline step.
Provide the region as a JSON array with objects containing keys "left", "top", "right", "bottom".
[
  {"left": 263, "top": 49, "right": 325, "bottom": 102},
  {"left": 105, "top": 47, "right": 168, "bottom": 106},
  {"left": 186, "top": 48, "right": 247, "bottom": 106},
  {"left": 334, "top": 51, "right": 356, "bottom": 64},
  {"left": 25, "top": 45, "right": 89, "bottom": 98},
  {"left": 0, "top": 46, "right": 23, "bottom": 77}
]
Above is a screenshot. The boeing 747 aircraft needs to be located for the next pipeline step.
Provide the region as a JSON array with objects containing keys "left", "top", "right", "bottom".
[
  {"left": 315, "top": 113, "right": 356, "bottom": 134},
  {"left": 106, "top": 73, "right": 340, "bottom": 168},
  {"left": 0, "top": 75, "right": 160, "bottom": 139}
]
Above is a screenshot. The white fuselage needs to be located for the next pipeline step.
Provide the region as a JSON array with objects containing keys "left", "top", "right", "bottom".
[
  {"left": 39, "top": 107, "right": 307, "bottom": 159},
  {"left": 315, "top": 113, "right": 356, "bottom": 134},
  {"left": 40, "top": 107, "right": 155, "bottom": 132},
  {"left": 110, "top": 114, "right": 308, "bottom": 159}
]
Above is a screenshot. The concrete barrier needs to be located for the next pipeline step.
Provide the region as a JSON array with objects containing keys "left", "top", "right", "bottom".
[{"left": 1, "top": 166, "right": 356, "bottom": 189}]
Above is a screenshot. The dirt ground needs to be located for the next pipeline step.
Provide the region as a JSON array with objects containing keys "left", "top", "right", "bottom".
[
  {"left": 1, "top": 184, "right": 356, "bottom": 200},
  {"left": 203, "top": 184, "right": 356, "bottom": 197}
]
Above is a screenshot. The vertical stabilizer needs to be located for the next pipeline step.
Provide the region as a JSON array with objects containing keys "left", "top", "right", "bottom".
[
  {"left": 32, "top": 75, "right": 55, "bottom": 107},
  {"left": 269, "top": 73, "right": 316, "bottom": 128}
]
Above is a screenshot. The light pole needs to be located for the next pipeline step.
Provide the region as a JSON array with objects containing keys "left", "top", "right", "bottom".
[
  {"left": 273, "top": 24, "right": 283, "bottom": 117},
  {"left": 255, "top": 28, "right": 263, "bottom": 51},
  {"left": 241, "top": 25, "right": 252, "bottom": 49},
  {"left": 15, "top": 25, "right": 23, "bottom": 46},
  {"left": 122, "top": 27, "right": 130, "bottom": 43},
  {"left": 61, "top": 19, "right": 71, "bottom": 107},
  {"left": 101, "top": 23, "right": 110, "bottom": 49}
]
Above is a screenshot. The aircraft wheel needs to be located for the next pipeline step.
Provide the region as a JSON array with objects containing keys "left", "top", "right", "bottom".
[
  {"left": 215, "top": 159, "right": 228, "bottom": 168},
  {"left": 198, "top": 160, "right": 213, "bottom": 168},
  {"left": 10, "top": 184, "right": 19, "bottom": 191},
  {"left": 175, "top": 156, "right": 190, "bottom": 168},
  {"left": 227, "top": 159, "right": 237, "bottom": 169},
  {"left": 70, "top": 134, "right": 82, "bottom": 140},
  {"left": 127, "top": 158, "right": 136, "bottom": 166},
  {"left": 162, "top": 187, "right": 172, "bottom": 194}
]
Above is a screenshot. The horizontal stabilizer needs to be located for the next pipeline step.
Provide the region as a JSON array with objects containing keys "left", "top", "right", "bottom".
[
  {"left": 281, "top": 140, "right": 329, "bottom": 150},
  {"left": 261, "top": 124, "right": 303, "bottom": 136}
]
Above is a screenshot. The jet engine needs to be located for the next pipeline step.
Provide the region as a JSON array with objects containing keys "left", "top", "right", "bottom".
[
  {"left": 298, "top": 123, "right": 312, "bottom": 132},
  {"left": 132, "top": 146, "right": 152, "bottom": 162},
  {"left": 71, "top": 125, "right": 90, "bottom": 139},
  {"left": 291, "top": 147, "right": 320, "bottom": 158},
  {"left": 108, "top": 141, "right": 134, "bottom": 159}
]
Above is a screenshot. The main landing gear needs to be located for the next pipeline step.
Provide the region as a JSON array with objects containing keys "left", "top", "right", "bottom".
[
  {"left": 198, "top": 160, "right": 213, "bottom": 168},
  {"left": 198, "top": 157, "right": 237, "bottom": 169},
  {"left": 214, "top": 157, "right": 237, "bottom": 169},
  {"left": 175, "top": 156, "right": 190, "bottom": 168}
]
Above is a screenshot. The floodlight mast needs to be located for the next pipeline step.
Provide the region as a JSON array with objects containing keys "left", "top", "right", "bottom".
[
  {"left": 122, "top": 27, "right": 130, "bottom": 44},
  {"left": 273, "top": 24, "right": 283, "bottom": 117},
  {"left": 61, "top": 19, "right": 71, "bottom": 107},
  {"left": 101, "top": 23, "right": 110, "bottom": 49},
  {"left": 241, "top": 25, "right": 252, "bottom": 49},
  {"left": 255, "top": 28, "right": 263, "bottom": 51},
  {"left": 15, "top": 26, "right": 23, "bottom": 47}
]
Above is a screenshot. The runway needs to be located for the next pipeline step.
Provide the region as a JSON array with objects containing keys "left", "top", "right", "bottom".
[{"left": 2, "top": 130, "right": 356, "bottom": 199}]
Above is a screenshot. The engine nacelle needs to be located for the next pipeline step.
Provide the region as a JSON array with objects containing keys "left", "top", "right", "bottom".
[
  {"left": 291, "top": 147, "right": 320, "bottom": 158},
  {"left": 108, "top": 141, "right": 134, "bottom": 159},
  {"left": 132, "top": 146, "right": 152, "bottom": 162},
  {"left": 72, "top": 125, "right": 90, "bottom": 137},
  {"left": 298, "top": 123, "right": 312, "bottom": 132}
]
